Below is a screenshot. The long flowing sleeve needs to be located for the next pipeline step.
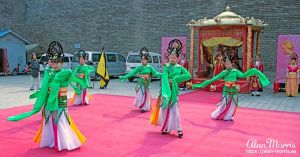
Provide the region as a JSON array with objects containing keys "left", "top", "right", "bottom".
[
  {"left": 119, "top": 66, "right": 140, "bottom": 80},
  {"left": 69, "top": 74, "right": 88, "bottom": 93},
  {"left": 192, "top": 70, "right": 227, "bottom": 89},
  {"left": 161, "top": 65, "right": 171, "bottom": 109},
  {"left": 46, "top": 73, "right": 63, "bottom": 111},
  {"left": 236, "top": 68, "right": 270, "bottom": 87},
  {"left": 84, "top": 65, "right": 95, "bottom": 86},
  {"left": 161, "top": 65, "right": 191, "bottom": 109},
  {"left": 173, "top": 67, "right": 191, "bottom": 83},
  {"left": 168, "top": 66, "right": 191, "bottom": 108},
  {"left": 7, "top": 68, "right": 52, "bottom": 121},
  {"left": 46, "top": 82, "right": 60, "bottom": 111}
]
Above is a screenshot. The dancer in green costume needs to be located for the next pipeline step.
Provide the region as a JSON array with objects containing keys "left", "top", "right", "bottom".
[
  {"left": 8, "top": 41, "right": 88, "bottom": 151},
  {"left": 120, "top": 47, "right": 161, "bottom": 112},
  {"left": 151, "top": 45, "right": 191, "bottom": 138},
  {"left": 189, "top": 55, "right": 270, "bottom": 121},
  {"left": 71, "top": 50, "right": 95, "bottom": 105}
]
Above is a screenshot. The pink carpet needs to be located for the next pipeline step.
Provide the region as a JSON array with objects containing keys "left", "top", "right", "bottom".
[{"left": 0, "top": 91, "right": 299, "bottom": 157}]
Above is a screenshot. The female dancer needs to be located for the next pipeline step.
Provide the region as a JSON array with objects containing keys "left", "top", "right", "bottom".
[
  {"left": 119, "top": 47, "right": 161, "bottom": 112},
  {"left": 8, "top": 41, "right": 87, "bottom": 151},
  {"left": 151, "top": 47, "right": 191, "bottom": 138},
  {"left": 189, "top": 55, "right": 270, "bottom": 121},
  {"left": 71, "top": 50, "right": 95, "bottom": 105}
]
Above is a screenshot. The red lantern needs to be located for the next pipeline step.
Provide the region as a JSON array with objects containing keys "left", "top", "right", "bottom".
[{"left": 273, "top": 81, "right": 279, "bottom": 94}]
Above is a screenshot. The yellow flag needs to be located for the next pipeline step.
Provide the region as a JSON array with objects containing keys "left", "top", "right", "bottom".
[{"left": 97, "top": 48, "right": 109, "bottom": 89}]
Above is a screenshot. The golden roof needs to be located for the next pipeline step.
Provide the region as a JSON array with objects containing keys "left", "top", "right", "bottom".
[{"left": 187, "top": 5, "right": 268, "bottom": 27}]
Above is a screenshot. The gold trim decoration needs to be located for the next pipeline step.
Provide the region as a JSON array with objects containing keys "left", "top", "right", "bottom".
[
  {"left": 189, "top": 27, "right": 195, "bottom": 77},
  {"left": 187, "top": 6, "right": 268, "bottom": 27},
  {"left": 256, "top": 32, "right": 261, "bottom": 57}
]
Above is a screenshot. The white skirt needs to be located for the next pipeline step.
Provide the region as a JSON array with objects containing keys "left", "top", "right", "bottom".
[
  {"left": 133, "top": 87, "right": 151, "bottom": 111},
  {"left": 40, "top": 109, "right": 82, "bottom": 151},
  {"left": 211, "top": 94, "right": 238, "bottom": 121},
  {"left": 158, "top": 99, "right": 182, "bottom": 132},
  {"left": 73, "top": 89, "right": 90, "bottom": 105}
]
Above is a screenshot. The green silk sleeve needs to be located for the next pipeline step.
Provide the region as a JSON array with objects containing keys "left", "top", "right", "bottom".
[
  {"left": 84, "top": 65, "right": 95, "bottom": 87},
  {"left": 29, "top": 90, "right": 41, "bottom": 99},
  {"left": 7, "top": 68, "right": 52, "bottom": 121},
  {"left": 173, "top": 66, "right": 191, "bottom": 83},
  {"left": 161, "top": 65, "right": 191, "bottom": 109},
  {"left": 70, "top": 74, "right": 88, "bottom": 93},
  {"left": 84, "top": 65, "right": 95, "bottom": 76},
  {"left": 237, "top": 68, "right": 270, "bottom": 87},
  {"left": 46, "top": 69, "right": 88, "bottom": 111},
  {"left": 167, "top": 66, "right": 191, "bottom": 108},
  {"left": 65, "top": 69, "right": 88, "bottom": 94},
  {"left": 192, "top": 70, "right": 227, "bottom": 89},
  {"left": 119, "top": 66, "right": 140, "bottom": 80},
  {"left": 45, "top": 69, "right": 70, "bottom": 111},
  {"left": 161, "top": 65, "right": 171, "bottom": 109},
  {"left": 46, "top": 78, "right": 60, "bottom": 111}
]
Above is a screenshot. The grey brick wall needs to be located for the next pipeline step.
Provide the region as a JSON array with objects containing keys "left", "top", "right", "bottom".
[
  {"left": 0, "top": 0, "right": 26, "bottom": 33},
  {"left": 1, "top": 0, "right": 300, "bottom": 79}
]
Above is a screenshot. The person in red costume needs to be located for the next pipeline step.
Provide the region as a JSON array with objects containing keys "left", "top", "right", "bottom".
[
  {"left": 213, "top": 47, "right": 225, "bottom": 76},
  {"left": 250, "top": 55, "right": 264, "bottom": 96}
]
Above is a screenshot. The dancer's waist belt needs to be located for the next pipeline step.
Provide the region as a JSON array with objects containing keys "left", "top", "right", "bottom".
[
  {"left": 224, "top": 82, "right": 238, "bottom": 88},
  {"left": 48, "top": 87, "right": 68, "bottom": 96},
  {"left": 138, "top": 75, "right": 150, "bottom": 86},
  {"left": 47, "top": 87, "right": 68, "bottom": 108},
  {"left": 139, "top": 74, "right": 150, "bottom": 80}
]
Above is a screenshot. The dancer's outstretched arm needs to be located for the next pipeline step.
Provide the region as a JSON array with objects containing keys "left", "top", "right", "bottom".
[
  {"left": 173, "top": 66, "right": 191, "bottom": 84},
  {"left": 192, "top": 70, "right": 227, "bottom": 89},
  {"left": 119, "top": 66, "right": 140, "bottom": 81},
  {"left": 7, "top": 67, "right": 52, "bottom": 121},
  {"left": 236, "top": 68, "right": 270, "bottom": 87}
]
